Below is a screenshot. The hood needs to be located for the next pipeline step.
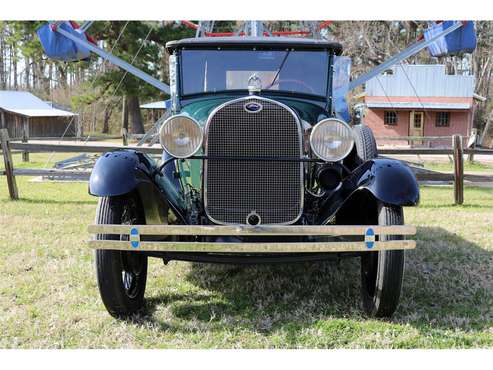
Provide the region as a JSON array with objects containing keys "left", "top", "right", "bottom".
[{"left": 179, "top": 94, "right": 329, "bottom": 126}]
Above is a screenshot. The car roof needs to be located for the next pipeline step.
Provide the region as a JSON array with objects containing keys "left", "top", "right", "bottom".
[{"left": 166, "top": 37, "right": 343, "bottom": 55}]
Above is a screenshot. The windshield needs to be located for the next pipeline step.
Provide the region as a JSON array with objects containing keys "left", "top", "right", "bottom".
[{"left": 180, "top": 49, "right": 329, "bottom": 97}]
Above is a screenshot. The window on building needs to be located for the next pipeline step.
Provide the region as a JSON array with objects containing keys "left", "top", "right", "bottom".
[
  {"left": 436, "top": 112, "right": 450, "bottom": 127},
  {"left": 384, "top": 111, "right": 398, "bottom": 125}
]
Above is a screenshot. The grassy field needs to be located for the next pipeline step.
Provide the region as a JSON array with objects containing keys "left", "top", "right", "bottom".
[
  {"left": 0, "top": 153, "right": 492, "bottom": 348},
  {"left": 423, "top": 160, "right": 493, "bottom": 173}
]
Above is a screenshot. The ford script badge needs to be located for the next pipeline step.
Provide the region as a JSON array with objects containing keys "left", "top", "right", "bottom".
[{"left": 244, "top": 102, "right": 263, "bottom": 113}]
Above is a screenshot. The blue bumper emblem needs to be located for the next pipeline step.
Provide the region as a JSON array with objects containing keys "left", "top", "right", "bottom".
[
  {"left": 365, "top": 227, "right": 375, "bottom": 249},
  {"left": 130, "top": 227, "right": 140, "bottom": 248}
]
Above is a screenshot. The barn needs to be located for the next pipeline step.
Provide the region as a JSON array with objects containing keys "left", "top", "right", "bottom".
[
  {"left": 0, "top": 90, "right": 78, "bottom": 139},
  {"left": 364, "top": 65, "right": 475, "bottom": 147},
  {"left": 140, "top": 100, "right": 167, "bottom": 125}
]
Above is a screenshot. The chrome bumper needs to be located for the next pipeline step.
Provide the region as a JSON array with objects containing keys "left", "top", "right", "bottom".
[{"left": 88, "top": 224, "right": 416, "bottom": 253}]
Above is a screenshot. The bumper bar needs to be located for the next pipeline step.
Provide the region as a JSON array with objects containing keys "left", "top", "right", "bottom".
[{"left": 88, "top": 224, "right": 416, "bottom": 253}]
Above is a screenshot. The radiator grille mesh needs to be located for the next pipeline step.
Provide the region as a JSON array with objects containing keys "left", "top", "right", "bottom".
[{"left": 205, "top": 97, "right": 303, "bottom": 225}]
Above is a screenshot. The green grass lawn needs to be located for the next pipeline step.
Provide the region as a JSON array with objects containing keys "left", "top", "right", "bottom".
[
  {"left": 423, "top": 160, "right": 493, "bottom": 173},
  {"left": 0, "top": 154, "right": 492, "bottom": 348}
]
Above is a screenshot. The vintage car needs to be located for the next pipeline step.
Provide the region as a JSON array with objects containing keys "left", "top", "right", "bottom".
[{"left": 88, "top": 37, "right": 419, "bottom": 319}]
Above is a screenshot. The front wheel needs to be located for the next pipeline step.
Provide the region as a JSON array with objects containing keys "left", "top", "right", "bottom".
[
  {"left": 360, "top": 203, "right": 405, "bottom": 318},
  {"left": 95, "top": 194, "right": 148, "bottom": 318}
]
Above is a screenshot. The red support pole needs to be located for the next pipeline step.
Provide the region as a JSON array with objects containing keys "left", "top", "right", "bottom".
[
  {"left": 318, "top": 20, "right": 333, "bottom": 29},
  {"left": 181, "top": 20, "right": 199, "bottom": 30},
  {"left": 270, "top": 31, "right": 311, "bottom": 36}
]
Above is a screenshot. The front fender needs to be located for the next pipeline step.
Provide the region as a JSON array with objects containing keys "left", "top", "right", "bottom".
[
  {"left": 318, "top": 159, "right": 419, "bottom": 223},
  {"left": 89, "top": 150, "right": 154, "bottom": 197},
  {"left": 353, "top": 158, "right": 420, "bottom": 206}
]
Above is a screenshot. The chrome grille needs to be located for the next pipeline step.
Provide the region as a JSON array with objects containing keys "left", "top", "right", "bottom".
[{"left": 205, "top": 97, "right": 303, "bottom": 225}]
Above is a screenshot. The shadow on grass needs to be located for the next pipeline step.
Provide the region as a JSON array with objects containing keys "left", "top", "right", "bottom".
[{"left": 143, "top": 226, "right": 492, "bottom": 336}]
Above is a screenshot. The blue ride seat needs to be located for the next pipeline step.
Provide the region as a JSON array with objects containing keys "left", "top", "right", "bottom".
[
  {"left": 37, "top": 22, "right": 91, "bottom": 62},
  {"left": 425, "top": 21, "right": 476, "bottom": 57}
]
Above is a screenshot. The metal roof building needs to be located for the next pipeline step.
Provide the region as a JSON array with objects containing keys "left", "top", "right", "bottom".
[
  {"left": 0, "top": 91, "right": 78, "bottom": 138},
  {"left": 140, "top": 101, "right": 168, "bottom": 110},
  {"left": 0, "top": 91, "right": 76, "bottom": 117},
  {"left": 364, "top": 64, "right": 476, "bottom": 147},
  {"left": 366, "top": 64, "right": 474, "bottom": 100}
]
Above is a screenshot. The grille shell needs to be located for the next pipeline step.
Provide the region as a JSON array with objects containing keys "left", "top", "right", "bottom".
[{"left": 204, "top": 96, "right": 303, "bottom": 225}]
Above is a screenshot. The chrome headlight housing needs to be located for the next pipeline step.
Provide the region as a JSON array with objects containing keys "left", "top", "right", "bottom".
[
  {"left": 310, "top": 118, "right": 354, "bottom": 162},
  {"left": 159, "top": 115, "right": 203, "bottom": 158}
]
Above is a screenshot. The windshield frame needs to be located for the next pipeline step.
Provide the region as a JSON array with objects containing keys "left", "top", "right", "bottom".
[{"left": 176, "top": 47, "right": 335, "bottom": 103}]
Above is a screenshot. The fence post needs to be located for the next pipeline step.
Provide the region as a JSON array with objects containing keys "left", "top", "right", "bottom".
[
  {"left": 453, "top": 134, "right": 464, "bottom": 205},
  {"left": 467, "top": 128, "right": 477, "bottom": 163},
  {"left": 22, "top": 117, "right": 30, "bottom": 162},
  {"left": 0, "top": 128, "right": 19, "bottom": 200},
  {"left": 122, "top": 127, "right": 128, "bottom": 146},
  {"left": 76, "top": 114, "right": 82, "bottom": 140}
]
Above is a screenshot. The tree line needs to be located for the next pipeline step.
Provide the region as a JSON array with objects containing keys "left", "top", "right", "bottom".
[
  {"left": 0, "top": 21, "right": 194, "bottom": 134},
  {"left": 0, "top": 21, "right": 492, "bottom": 136}
]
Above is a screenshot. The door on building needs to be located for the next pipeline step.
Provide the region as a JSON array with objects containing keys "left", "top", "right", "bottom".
[{"left": 409, "top": 111, "right": 424, "bottom": 146}]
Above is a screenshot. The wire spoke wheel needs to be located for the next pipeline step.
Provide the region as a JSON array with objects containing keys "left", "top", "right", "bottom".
[
  {"left": 346, "top": 125, "right": 405, "bottom": 318},
  {"left": 361, "top": 252, "right": 378, "bottom": 298},
  {"left": 360, "top": 203, "right": 405, "bottom": 318},
  {"left": 120, "top": 250, "right": 146, "bottom": 299},
  {"left": 95, "top": 193, "right": 148, "bottom": 318},
  {"left": 119, "top": 201, "right": 146, "bottom": 300}
]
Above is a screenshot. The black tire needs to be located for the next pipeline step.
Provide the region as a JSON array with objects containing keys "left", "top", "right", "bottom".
[
  {"left": 360, "top": 203, "right": 405, "bottom": 318},
  {"left": 352, "top": 124, "right": 378, "bottom": 164},
  {"left": 95, "top": 193, "right": 148, "bottom": 318}
]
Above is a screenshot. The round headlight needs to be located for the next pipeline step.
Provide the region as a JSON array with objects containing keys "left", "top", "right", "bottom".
[
  {"left": 310, "top": 118, "right": 354, "bottom": 162},
  {"left": 159, "top": 115, "right": 203, "bottom": 158}
]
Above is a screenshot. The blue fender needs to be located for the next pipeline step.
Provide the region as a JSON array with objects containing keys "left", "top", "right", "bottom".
[
  {"left": 89, "top": 150, "right": 155, "bottom": 197},
  {"left": 353, "top": 158, "right": 420, "bottom": 206}
]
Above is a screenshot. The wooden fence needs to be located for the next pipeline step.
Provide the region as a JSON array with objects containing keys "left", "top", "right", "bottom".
[
  {"left": 2, "top": 128, "right": 493, "bottom": 203},
  {"left": 375, "top": 133, "right": 475, "bottom": 149}
]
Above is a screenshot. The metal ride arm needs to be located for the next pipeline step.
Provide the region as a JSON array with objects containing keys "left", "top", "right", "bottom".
[
  {"left": 55, "top": 25, "right": 170, "bottom": 94},
  {"left": 79, "top": 21, "right": 94, "bottom": 32},
  {"left": 137, "top": 110, "right": 170, "bottom": 146},
  {"left": 55, "top": 21, "right": 463, "bottom": 97},
  {"left": 339, "top": 21, "right": 464, "bottom": 94}
]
